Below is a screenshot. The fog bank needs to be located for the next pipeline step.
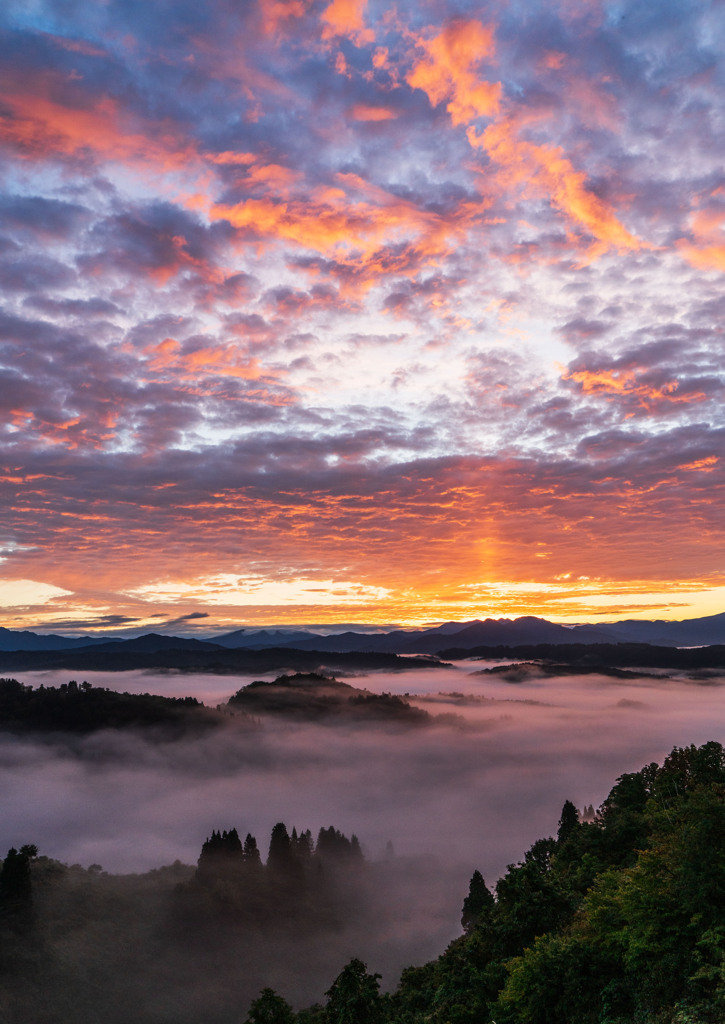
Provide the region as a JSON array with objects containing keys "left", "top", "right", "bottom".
[{"left": 6, "top": 663, "right": 724, "bottom": 881}]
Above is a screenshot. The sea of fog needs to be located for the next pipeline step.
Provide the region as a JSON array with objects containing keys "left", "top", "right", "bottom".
[
  {"left": 4, "top": 660, "right": 725, "bottom": 993},
  {"left": 4, "top": 660, "right": 724, "bottom": 882}
]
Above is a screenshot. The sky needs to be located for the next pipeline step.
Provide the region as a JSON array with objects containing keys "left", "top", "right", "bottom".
[{"left": 1, "top": 0, "right": 724, "bottom": 634}]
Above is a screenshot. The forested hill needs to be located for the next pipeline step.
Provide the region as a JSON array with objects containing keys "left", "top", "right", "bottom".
[
  {"left": 0, "top": 676, "right": 214, "bottom": 734},
  {"left": 227, "top": 673, "right": 431, "bottom": 724},
  {"left": 382, "top": 739, "right": 725, "bottom": 1024},
  {"left": 438, "top": 641, "right": 725, "bottom": 669},
  {"left": 0, "top": 675, "right": 435, "bottom": 733},
  {"left": 251, "top": 740, "right": 725, "bottom": 1024},
  {"left": 0, "top": 645, "right": 444, "bottom": 674}
]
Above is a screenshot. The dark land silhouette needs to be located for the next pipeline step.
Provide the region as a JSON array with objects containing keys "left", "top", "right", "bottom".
[{"left": 3, "top": 609, "right": 725, "bottom": 656}]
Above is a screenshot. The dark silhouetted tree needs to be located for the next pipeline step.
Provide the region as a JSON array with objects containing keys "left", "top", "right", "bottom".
[
  {"left": 267, "top": 822, "right": 293, "bottom": 872},
  {"left": 0, "top": 847, "right": 32, "bottom": 912},
  {"left": 244, "top": 832, "right": 262, "bottom": 868},
  {"left": 325, "top": 958, "right": 383, "bottom": 1024},
  {"left": 196, "top": 828, "right": 244, "bottom": 884},
  {"left": 295, "top": 828, "right": 314, "bottom": 861},
  {"left": 557, "top": 800, "right": 580, "bottom": 844},
  {"left": 316, "top": 826, "right": 361, "bottom": 863},
  {"left": 461, "top": 869, "right": 495, "bottom": 932},
  {"left": 245, "top": 987, "right": 296, "bottom": 1024}
]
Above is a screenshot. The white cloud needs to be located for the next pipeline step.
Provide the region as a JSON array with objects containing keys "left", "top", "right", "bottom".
[
  {"left": 0, "top": 579, "right": 73, "bottom": 608},
  {"left": 124, "top": 573, "right": 391, "bottom": 606}
]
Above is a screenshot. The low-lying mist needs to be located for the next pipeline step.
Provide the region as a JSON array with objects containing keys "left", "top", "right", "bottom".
[
  {"left": 11, "top": 662, "right": 724, "bottom": 873},
  {"left": 3, "top": 660, "right": 725, "bottom": 1010}
]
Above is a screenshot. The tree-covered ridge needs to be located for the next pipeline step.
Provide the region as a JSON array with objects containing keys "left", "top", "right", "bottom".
[
  {"left": 0, "top": 646, "right": 447, "bottom": 675},
  {"left": 438, "top": 643, "right": 725, "bottom": 670},
  {"left": 227, "top": 673, "right": 431, "bottom": 725},
  {"left": 0, "top": 674, "right": 433, "bottom": 735},
  {"left": 238, "top": 741, "right": 725, "bottom": 1024},
  {"left": 386, "top": 740, "right": 725, "bottom": 1024},
  {"left": 0, "top": 677, "right": 217, "bottom": 733}
]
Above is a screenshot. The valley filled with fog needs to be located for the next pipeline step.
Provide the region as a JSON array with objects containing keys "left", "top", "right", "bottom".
[
  {"left": 1, "top": 660, "right": 724, "bottom": 1013},
  {"left": 5, "top": 661, "right": 722, "bottom": 878}
]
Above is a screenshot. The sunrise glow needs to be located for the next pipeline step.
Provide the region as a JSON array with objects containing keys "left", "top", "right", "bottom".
[{"left": 1, "top": 0, "right": 724, "bottom": 633}]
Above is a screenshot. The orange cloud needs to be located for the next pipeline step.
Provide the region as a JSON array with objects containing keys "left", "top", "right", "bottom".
[
  {"left": 11, "top": 406, "right": 122, "bottom": 451},
  {"left": 351, "top": 104, "right": 398, "bottom": 121},
  {"left": 141, "top": 337, "right": 274, "bottom": 384},
  {"left": 562, "top": 367, "right": 706, "bottom": 410},
  {"left": 258, "top": 0, "right": 310, "bottom": 37},
  {"left": 543, "top": 51, "right": 566, "bottom": 70},
  {"left": 231, "top": 161, "right": 303, "bottom": 198},
  {"left": 678, "top": 456, "right": 720, "bottom": 472},
  {"left": 407, "top": 20, "right": 501, "bottom": 126},
  {"left": 0, "top": 74, "right": 200, "bottom": 179},
  {"left": 321, "top": 0, "right": 374, "bottom": 44},
  {"left": 7, "top": 448, "right": 725, "bottom": 628},
  {"left": 207, "top": 151, "right": 256, "bottom": 166},
  {"left": 469, "top": 117, "right": 644, "bottom": 258},
  {"left": 209, "top": 176, "right": 479, "bottom": 290},
  {"left": 678, "top": 205, "right": 725, "bottom": 272},
  {"left": 404, "top": 21, "right": 642, "bottom": 258}
]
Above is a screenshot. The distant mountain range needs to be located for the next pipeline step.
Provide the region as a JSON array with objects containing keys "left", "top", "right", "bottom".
[{"left": 1, "top": 611, "right": 725, "bottom": 654}]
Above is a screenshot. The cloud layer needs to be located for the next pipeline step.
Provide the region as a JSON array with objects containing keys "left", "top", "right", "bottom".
[{"left": 1, "top": 0, "right": 724, "bottom": 629}]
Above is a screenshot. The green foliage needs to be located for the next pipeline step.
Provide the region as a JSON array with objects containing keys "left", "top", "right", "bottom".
[
  {"left": 3, "top": 741, "right": 725, "bottom": 1024},
  {"left": 0, "top": 677, "right": 209, "bottom": 734},
  {"left": 556, "top": 800, "right": 580, "bottom": 845},
  {"left": 325, "top": 958, "right": 383, "bottom": 1024},
  {"left": 386, "top": 741, "right": 725, "bottom": 1024},
  {"left": 461, "top": 869, "right": 494, "bottom": 933},
  {"left": 245, "top": 987, "right": 296, "bottom": 1024}
]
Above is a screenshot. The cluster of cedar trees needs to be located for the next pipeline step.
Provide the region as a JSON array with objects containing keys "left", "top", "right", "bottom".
[
  {"left": 3, "top": 741, "right": 725, "bottom": 1023},
  {"left": 196, "top": 822, "right": 362, "bottom": 881},
  {"left": 188, "top": 821, "right": 365, "bottom": 927}
]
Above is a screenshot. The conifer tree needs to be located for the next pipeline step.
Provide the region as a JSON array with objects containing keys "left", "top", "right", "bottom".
[
  {"left": 267, "top": 822, "right": 293, "bottom": 872},
  {"left": 224, "top": 827, "right": 243, "bottom": 857},
  {"left": 297, "top": 829, "right": 314, "bottom": 860},
  {"left": 196, "top": 827, "right": 244, "bottom": 883},
  {"left": 461, "top": 869, "right": 495, "bottom": 932},
  {"left": 244, "top": 833, "right": 262, "bottom": 867},
  {"left": 325, "top": 958, "right": 383, "bottom": 1024},
  {"left": 557, "top": 799, "right": 580, "bottom": 844}
]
